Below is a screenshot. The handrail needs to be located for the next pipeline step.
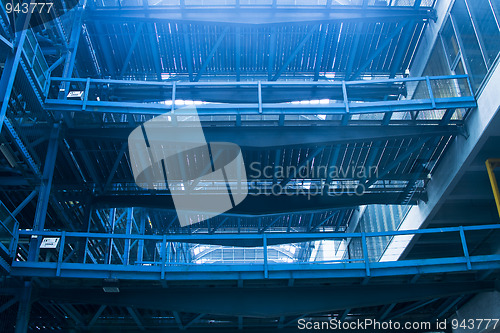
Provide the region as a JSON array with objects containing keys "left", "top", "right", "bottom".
[
  {"left": 16, "top": 223, "right": 500, "bottom": 241},
  {"left": 11, "top": 223, "right": 500, "bottom": 280},
  {"left": 47, "top": 74, "right": 471, "bottom": 87},
  {"left": 44, "top": 75, "right": 476, "bottom": 122}
]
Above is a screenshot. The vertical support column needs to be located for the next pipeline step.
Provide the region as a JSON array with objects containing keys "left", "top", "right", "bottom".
[
  {"left": 235, "top": 27, "right": 241, "bottom": 82},
  {"left": 171, "top": 82, "right": 177, "bottom": 125},
  {"left": 58, "top": 8, "right": 83, "bottom": 101},
  {"left": 161, "top": 234, "right": 167, "bottom": 279},
  {"left": 258, "top": 81, "right": 262, "bottom": 114},
  {"left": 361, "top": 232, "right": 371, "bottom": 277},
  {"left": 459, "top": 226, "right": 471, "bottom": 270},
  {"left": 106, "top": 208, "right": 116, "bottom": 264},
  {"left": 123, "top": 207, "right": 133, "bottom": 265},
  {"left": 27, "top": 123, "right": 60, "bottom": 262},
  {"left": 341, "top": 81, "right": 350, "bottom": 125},
  {"left": 81, "top": 204, "right": 92, "bottom": 263},
  {"left": 137, "top": 210, "right": 146, "bottom": 264},
  {"left": 426, "top": 76, "right": 436, "bottom": 109},
  {"left": 263, "top": 234, "right": 268, "bottom": 279},
  {"left": 82, "top": 77, "right": 90, "bottom": 110},
  {"left": 56, "top": 231, "right": 65, "bottom": 276},
  {"left": 0, "top": 0, "right": 32, "bottom": 131},
  {"left": 14, "top": 281, "right": 32, "bottom": 333}
]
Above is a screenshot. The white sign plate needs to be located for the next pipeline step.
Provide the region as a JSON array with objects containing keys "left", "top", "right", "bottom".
[{"left": 40, "top": 237, "right": 60, "bottom": 249}]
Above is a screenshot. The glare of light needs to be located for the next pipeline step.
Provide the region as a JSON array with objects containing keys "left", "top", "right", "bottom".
[
  {"left": 379, "top": 209, "right": 424, "bottom": 262},
  {"left": 379, "top": 235, "right": 414, "bottom": 262}
]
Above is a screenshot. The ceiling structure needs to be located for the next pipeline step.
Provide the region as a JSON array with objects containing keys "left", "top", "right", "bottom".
[{"left": 1, "top": 0, "right": 498, "bottom": 332}]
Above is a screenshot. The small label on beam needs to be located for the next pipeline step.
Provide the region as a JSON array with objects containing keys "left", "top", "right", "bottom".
[
  {"left": 40, "top": 237, "right": 60, "bottom": 249},
  {"left": 67, "top": 91, "right": 84, "bottom": 100}
]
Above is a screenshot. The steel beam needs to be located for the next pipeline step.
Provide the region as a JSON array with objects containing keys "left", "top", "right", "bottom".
[
  {"left": 434, "top": 296, "right": 464, "bottom": 319},
  {"left": 14, "top": 281, "right": 32, "bottom": 333},
  {"left": 260, "top": 216, "right": 282, "bottom": 233},
  {"left": 0, "top": 0, "right": 32, "bottom": 131},
  {"left": 123, "top": 208, "right": 133, "bottom": 265},
  {"left": 27, "top": 124, "right": 60, "bottom": 262},
  {"left": 85, "top": 7, "right": 436, "bottom": 25},
  {"left": 66, "top": 125, "right": 462, "bottom": 148},
  {"left": 182, "top": 24, "right": 194, "bottom": 81},
  {"left": 235, "top": 27, "right": 241, "bottom": 82},
  {"left": 120, "top": 23, "right": 144, "bottom": 78},
  {"left": 365, "top": 137, "right": 432, "bottom": 188},
  {"left": 280, "top": 147, "right": 324, "bottom": 187},
  {"left": 33, "top": 281, "right": 492, "bottom": 318},
  {"left": 386, "top": 298, "right": 438, "bottom": 320},
  {"left": 267, "top": 27, "right": 277, "bottom": 80},
  {"left": 377, "top": 303, "right": 396, "bottom": 321},
  {"left": 45, "top": 93, "right": 476, "bottom": 117},
  {"left": 94, "top": 22, "right": 117, "bottom": 77},
  {"left": 11, "top": 190, "right": 37, "bottom": 218},
  {"left": 194, "top": 27, "right": 229, "bottom": 82},
  {"left": 313, "top": 24, "right": 328, "bottom": 81},
  {"left": 126, "top": 306, "right": 145, "bottom": 331},
  {"left": 172, "top": 311, "right": 183, "bottom": 330},
  {"left": 209, "top": 217, "right": 229, "bottom": 234},
  {"left": 145, "top": 22, "right": 162, "bottom": 81},
  {"left": 0, "top": 296, "right": 18, "bottom": 314},
  {"left": 103, "top": 142, "right": 128, "bottom": 192},
  {"left": 350, "top": 21, "right": 408, "bottom": 80},
  {"left": 90, "top": 192, "right": 421, "bottom": 213},
  {"left": 59, "top": 303, "right": 85, "bottom": 326},
  {"left": 137, "top": 211, "right": 146, "bottom": 263},
  {"left": 184, "top": 313, "right": 204, "bottom": 329},
  {"left": 389, "top": 20, "right": 416, "bottom": 78},
  {"left": 87, "top": 305, "right": 107, "bottom": 327},
  {"left": 309, "top": 211, "right": 338, "bottom": 232},
  {"left": 15, "top": 223, "right": 500, "bottom": 245},
  {"left": 345, "top": 22, "right": 363, "bottom": 79},
  {"left": 271, "top": 25, "right": 319, "bottom": 81}
]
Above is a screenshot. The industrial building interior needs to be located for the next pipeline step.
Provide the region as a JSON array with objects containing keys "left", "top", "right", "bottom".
[{"left": 0, "top": 0, "right": 500, "bottom": 331}]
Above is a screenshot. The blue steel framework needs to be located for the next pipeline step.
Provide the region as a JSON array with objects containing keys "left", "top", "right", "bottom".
[
  {"left": 0, "top": 0, "right": 496, "bottom": 331},
  {"left": 10, "top": 224, "right": 500, "bottom": 280}
]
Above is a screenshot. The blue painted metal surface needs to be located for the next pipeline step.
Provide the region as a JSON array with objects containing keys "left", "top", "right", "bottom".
[
  {"left": 44, "top": 75, "right": 476, "bottom": 118},
  {"left": 0, "top": 0, "right": 490, "bottom": 330},
  {"left": 10, "top": 224, "right": 500, "bottom": 280}
]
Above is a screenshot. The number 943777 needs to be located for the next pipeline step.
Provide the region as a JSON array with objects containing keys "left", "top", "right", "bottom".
[{"left": 5, "top": 2, "right": 54, "bottom": 14}]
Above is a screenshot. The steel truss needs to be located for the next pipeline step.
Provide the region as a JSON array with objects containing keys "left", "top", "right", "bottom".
[{"left": 10, "top": 224, "right": 500, "bottom": 281}]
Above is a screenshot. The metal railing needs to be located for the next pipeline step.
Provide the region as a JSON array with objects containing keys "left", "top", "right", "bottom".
[
  {"left": 11, "top": 224, "right": 500, "bottom": 280},
  {"left": 44, "top": 75, "right": 476, "bottom": 125},
  {"left": 0, "top": 200, "right": 20, "bottom": 258}
]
